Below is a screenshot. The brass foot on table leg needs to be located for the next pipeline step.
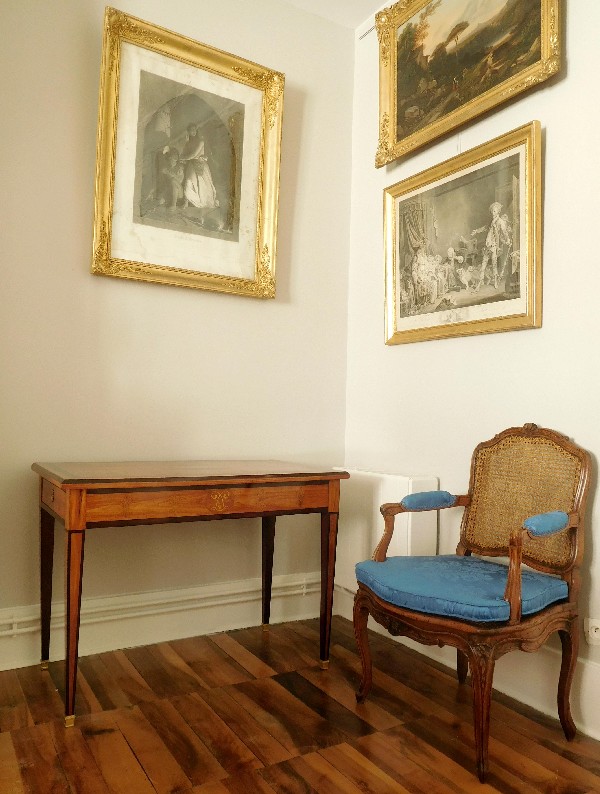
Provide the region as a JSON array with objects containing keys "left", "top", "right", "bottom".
[
  {"left": 319, "top": 659, "right": 330, "bottom": 670},
  {"left": 261, "top": 623, "right": 270, "bottom": 632},
  {"left": 64, "top": 715, "right": 75, "bottom": 728},
  {"left": 40, "top": 660, "right": 49, "bottom": 671}
]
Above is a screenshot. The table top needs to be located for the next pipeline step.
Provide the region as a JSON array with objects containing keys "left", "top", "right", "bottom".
[{"left": 32, "top": 460, "right": 349, "bottom": 488}]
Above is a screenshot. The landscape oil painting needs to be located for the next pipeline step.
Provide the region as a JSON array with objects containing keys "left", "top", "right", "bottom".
[
  {"left": 384, "top": 122, "right": 541, "bottom": 344},
  {"left": 375, "top": 0, "right": 559, "bottom": 166}
]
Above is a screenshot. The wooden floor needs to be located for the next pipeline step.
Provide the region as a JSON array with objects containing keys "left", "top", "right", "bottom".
[{"left": 2, "top": 617, "right": 600, "bottom": 793}]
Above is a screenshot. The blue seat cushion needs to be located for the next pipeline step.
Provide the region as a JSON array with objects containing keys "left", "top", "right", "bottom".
[{"left": 355, "top": 555, "right": 568, "bottom": 623}]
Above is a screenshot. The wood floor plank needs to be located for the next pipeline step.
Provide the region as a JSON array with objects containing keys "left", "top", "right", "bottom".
[
  {"left": 269, "top": 624, "right": 326, "bottom": 666},
  {"left": 351, "top": 729, "right": 468, "bottom": 794},
  {"left": 490, "top": 693, "right": 600, "bottom": 775},
  {"left": 385, "top": 721, "right": 539, "bottom": 794},
  {"left": 47, "top": 660, "right": 99, "bottom": 717},
  {"left": 170, "top": 636, "right": 253, "bottom": 688},
  {"left": 79, "top": 711, "right": 157, "bottom": 794},
  {"left": 226, "top": 677, "right": 349, "bottom": 755},
  {"left": 274, "top": 670, "right": 374, "bottom": 740},
  {"left": 488, "top": 717, "right": 599, "bottom": 792},
  {"left": 200, "top": 769, "right": 278, "bottom": 793},
  {"left": 0, "top": 731, "right": 26, "bottom": 794},
  {"left": 98, "top": 649, "right": 158, "bottom": 704},
  {"left": 405, "top": 707, "right": 591, "bottom": 793},
  {"left": 0, "top": 669, "right": 33, "bottom": 732},
  {"left": 112, "top": 705, "right": 192, "bottom": 793},
  {"left": 319, "top": 742, "right": 414, "bottom": 793},
  {"left": 209, "top": 632, "right": 277, "bottom": 679},
  {"left": 154, "top": 641, "right": 211, "bottom": 691},
  {"left": 137, "top": 697, "right": 229, "bottom": 786},
  {"left": 124, "top": 643, "right": 206, "bottom": 697},
  {"left": 197, "top": 686, "right": 293, "bottom": 767},
  {"left": 228, "top": 625, "right": 316, "bottom": 673},
  {"left": 171, "top": 691, "right": 262, "bottom": 775},
  {"left": 330, "top": 639, "right": 457, "bottom": 725},
  {"left": 10, "top": 722, "right": 70, "bottom": 794},
  {"left": 259, "top": 758, "right": 323, "bottom": 793},
  {"left": 49, "top": 720, "right": 112, "bottom": 794},
  {"left": 191, "top": 782, "right": 230, "bottom": 794},
  {"left": 78, "top": 654, "right": 133, "bottom": 711},
  {"left": 299, "top": 663, "right": 401, "bottom": 731},
  {"left": 296, "top": 753, "right": 365, "bottom": 793},
  {"left": 15, "top": 666, "right": 65, "bottom": 724}
]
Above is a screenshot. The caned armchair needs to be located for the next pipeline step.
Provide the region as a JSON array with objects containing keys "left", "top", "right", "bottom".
[{"left": 353, "top": 424, "right": 591, "bottom": 782}]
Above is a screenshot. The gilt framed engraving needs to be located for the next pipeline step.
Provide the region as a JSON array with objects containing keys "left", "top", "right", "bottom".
[
  {"left": 375, "top": 0, "right": 559, "bottom": 167},
  {"left": 384, "top": 121, "right": 541, "bottom": 344},
  {"left": 92, "top": 8, "right": 284, "bottom": 297}
]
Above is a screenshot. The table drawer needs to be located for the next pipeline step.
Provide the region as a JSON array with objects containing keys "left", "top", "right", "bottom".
[
  {"left": 41, "top": 479, "right": 67, "bottom": 519},
  {"left": 85, "top": 483, "right": 330, "bottom": 523}
]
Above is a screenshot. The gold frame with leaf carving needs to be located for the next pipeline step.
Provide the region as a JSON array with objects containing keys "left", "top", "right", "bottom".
[
  {"left": 92, "top": 8, "right": 284, "bottom": 297},
  {"left": 375, "top": 0, "right": 559, "bottom": 167},
  {"left": 384, "top": 121, "right": 541, "bottom": 344}
]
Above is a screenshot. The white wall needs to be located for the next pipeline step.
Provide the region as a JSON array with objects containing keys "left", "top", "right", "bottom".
[
  {"left": 0, "top": 0, "right": 352, "bottom": 614},
  {"left": 345, "top": 1, "right": 600, "bottom": 733}
]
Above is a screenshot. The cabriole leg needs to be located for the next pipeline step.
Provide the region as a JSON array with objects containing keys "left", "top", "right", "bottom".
[
  {"left": 558, "top": 622, "right": 579, "bottom": 740},
  {"left": 468, "top": 644, "right": 495, "bottom": 782},
  {"left": 353, "top": 591, "right": 373, "bottom": 703}
]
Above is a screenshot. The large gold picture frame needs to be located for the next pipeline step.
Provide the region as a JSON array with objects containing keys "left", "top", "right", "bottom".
[
  {"left": 384, "top": 121, "right": 541, "bottom": 344},
  {"left": 92, "top": 8, "right": 284, "bottom": 297},
  {"left": 375, "top": 0, "right": 559, "bottom": 167}
]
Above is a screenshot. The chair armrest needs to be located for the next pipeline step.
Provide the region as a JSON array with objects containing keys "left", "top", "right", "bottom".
[
  {"left": 381, "top": 491, "right": 470, "bottom": 517},
  {"left": 523, "top": 510, "right": 576, "bottom": 537},
  {"left": 504, "top": 511, "right": 579, "bottom": 623},
  {"left": 374, "top": 492, "right": 470, "bottom": 561}
]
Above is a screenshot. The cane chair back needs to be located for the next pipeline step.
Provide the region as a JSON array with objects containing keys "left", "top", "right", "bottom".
[{"left": 460, "top": 425, "right": 587, "bottom": 572}]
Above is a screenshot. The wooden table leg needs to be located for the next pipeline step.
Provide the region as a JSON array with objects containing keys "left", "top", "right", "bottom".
[
  {"left": 319, "top": 511, "right": 339, "bottom": 668},
  {"left": 40, "top": 508, "right": 55, "bottom": 668},
  {"left": 64, "top": 530, "right": 86, "bottom": 726},
  {"left": 261, "top": 516, "right": 276, "bottom": 629}
]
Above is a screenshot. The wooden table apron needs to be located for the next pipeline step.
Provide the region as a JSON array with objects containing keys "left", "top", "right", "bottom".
[{"left": 32, "top": 461, "right": 349, "bottom": 724}]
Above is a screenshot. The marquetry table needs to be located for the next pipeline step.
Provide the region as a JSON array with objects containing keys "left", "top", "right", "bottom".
[{"left": 32, "top": 460, "right": 349, "bottom": 725}]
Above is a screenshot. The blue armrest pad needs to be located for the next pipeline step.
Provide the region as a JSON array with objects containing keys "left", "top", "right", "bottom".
[
  {"left": 400, "top": 490, "right": 456, "bottom": 511},
  {"left": 523, "top": 510, "right": 569, "bottom": 537}
]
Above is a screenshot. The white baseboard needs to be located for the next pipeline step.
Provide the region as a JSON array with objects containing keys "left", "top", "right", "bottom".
[
  {"left": 333, "top": 586, "right": 600, "bottom": 742},
  {"left": 0, "top": 571, "right": 321, "bottom": 672}
]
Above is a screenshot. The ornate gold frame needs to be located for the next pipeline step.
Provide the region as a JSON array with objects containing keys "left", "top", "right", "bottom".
[
  {"left": 384, "top": 121, "right": 541, "bottom": 344},
  {"left": 92, "top": 8, "right": 284, "bottom": 297},
  {"left": 375, "top": 0, "right": 559, "bottom": 167}
]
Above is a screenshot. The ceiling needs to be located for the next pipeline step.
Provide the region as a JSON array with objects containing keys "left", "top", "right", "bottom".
[{"left": 281, "top": 0, "right": 385, "bottom": 29}]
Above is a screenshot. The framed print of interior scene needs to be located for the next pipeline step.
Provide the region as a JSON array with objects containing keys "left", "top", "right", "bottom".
[
  {"left": 375, "top": 0, "right": 560, "bottom": 167},
  {"left": 92, "top": 8, "right": 284, "bottom": 297},
  {"left": 384, "top": 121, "right": 541, "bottom": 345}
]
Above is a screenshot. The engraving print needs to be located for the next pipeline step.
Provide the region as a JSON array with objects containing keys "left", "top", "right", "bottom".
[
  {"left": 134, "top": 71, "right": 244, "bottom": 242},
  {"left": 396, "top": 152, "right": 520, "bottom": 320}
]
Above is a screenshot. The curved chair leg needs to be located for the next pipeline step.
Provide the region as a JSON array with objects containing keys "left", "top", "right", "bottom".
[
  {"left": 457, "top": 649, "right": 469, "bottom": 684},
  {"left": 468, "top": 645, "right": 495, "bottom": 783},
  {"left": 353, "top": 592, "right": 373, "bottom": 703},
  {"left": 558, "top": 623, "right": 579, "bottom": 740}
]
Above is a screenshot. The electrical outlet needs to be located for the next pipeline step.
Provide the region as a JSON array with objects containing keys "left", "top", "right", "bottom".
[{"left": 584, "top": 618, "right": 600, "bottom": 645}]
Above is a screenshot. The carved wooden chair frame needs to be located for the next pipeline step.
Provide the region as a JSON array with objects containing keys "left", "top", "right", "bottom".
[{"left": 353, "top": 424, "right": 591, "bottom": 781}]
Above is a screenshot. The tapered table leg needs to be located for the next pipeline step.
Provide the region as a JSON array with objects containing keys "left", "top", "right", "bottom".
[
  {"left": 319, "top": 511, "right": 339, "bottom": 668},
  {"left": 40, "top": 508, "right": 55, "bottom": 668},
  {"left": 64, "top": 530, "right": 85, "bottom": 726},
  {"left": 261, "top": 516, "right": 276, "bottom": 628}
]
